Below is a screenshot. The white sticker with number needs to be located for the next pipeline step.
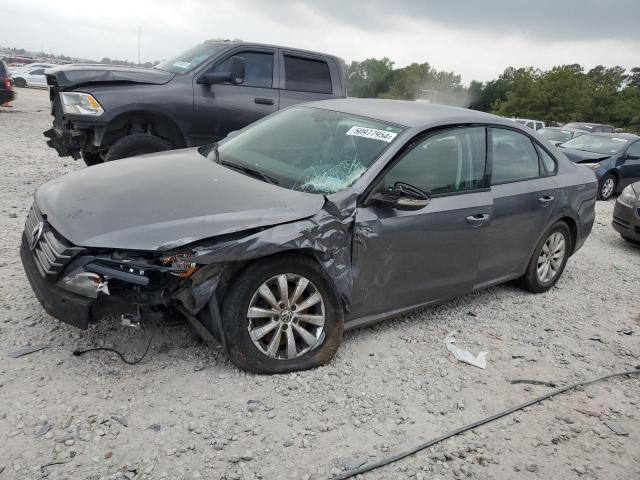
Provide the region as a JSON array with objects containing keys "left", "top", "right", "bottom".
[{"left": 346, "top": 126, "right": 398, "bottom": 143}]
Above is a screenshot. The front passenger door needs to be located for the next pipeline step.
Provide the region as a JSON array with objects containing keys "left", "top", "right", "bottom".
[
  {"left": 192, "top": 49, "right": 279, "bottom": 144},
  {"left": 350, "top": 127, "right": 493, "bottom": 320}
]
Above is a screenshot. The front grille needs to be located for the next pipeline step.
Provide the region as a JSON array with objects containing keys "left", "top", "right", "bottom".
[
  {"left": 612, "top": 216, "right": 631, "bottom": 229},
  {"left": 25, "top": 205, "right": 84, "bottom": 277}
]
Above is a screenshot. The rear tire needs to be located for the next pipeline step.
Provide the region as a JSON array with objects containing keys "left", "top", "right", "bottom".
[
  {"left": 598, "top": 173, "right": 616, "bottom": 200},
  {"left": 515, "top": 221, "right": 571, "bottom": 293},
  {"left": 222, "top": 255, "right": 344, "bottom": 374},
  {"left": 81, "top": 151, "right": 103, "bottom": 166},
  {"left": 104, "top": 133, "right": 173, "bottom": 161},
  {"left": 14, "top": 77, "right": 26, "bottom": 88}
]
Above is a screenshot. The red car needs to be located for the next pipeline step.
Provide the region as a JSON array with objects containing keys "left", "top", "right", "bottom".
[{"left": 0, "top": 61, "right": 15, "bottom": 105}]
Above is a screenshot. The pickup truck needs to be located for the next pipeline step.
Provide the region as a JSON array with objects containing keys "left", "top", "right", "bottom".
[{"left": 44, "top": 40, "right": 347, "bottom": 165}]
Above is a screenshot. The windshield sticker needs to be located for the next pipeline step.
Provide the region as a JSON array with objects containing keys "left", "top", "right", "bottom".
[
  {"left": 346, "top": 126, "right": 398, "bottom": 143},
  {"left": 172, "top": 61, "right": 191, "bottom": 69},
  {"left": 612, "top": 138, "right": 627, "bottom": 142}
]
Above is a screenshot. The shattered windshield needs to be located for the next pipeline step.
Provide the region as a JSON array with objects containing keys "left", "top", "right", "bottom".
[
  {"left": 155, "top": 42, "right": 228, "bottom": 74},
  {"left": 212, "top": 107, "right": 405, "bottom": 194},
  {"left": 561, "top": 134, "right": 628, "bottom": 154}
]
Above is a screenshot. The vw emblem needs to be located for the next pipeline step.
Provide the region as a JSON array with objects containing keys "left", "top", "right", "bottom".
[{"left": 29, "top": 222, "right": 45, "bottom": 251}]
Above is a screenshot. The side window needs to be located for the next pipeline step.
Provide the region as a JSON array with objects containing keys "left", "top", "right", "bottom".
[
  {"left": 384, "top": 127, "right": 486, "bottom": 195},
  {"left": 491, "top": 128, "right": 542, "bottom": 184},
  {"left": 284, "top": 55, "right": 332, "bottom": 94},
  {"left": 627, "top": 142, "right": 640, "bottom": 158},
  {"left": 536, "top": 122, "right": 544, "bottom": 131},
  {"left": 30, "top": 68, "right": 45, "bottom": 75},
  {"left": 535, "top": 144, "right": 557, "bottom": 175},
  {"left": 213, "top": 52, "right": 273, "bottom": 88}
]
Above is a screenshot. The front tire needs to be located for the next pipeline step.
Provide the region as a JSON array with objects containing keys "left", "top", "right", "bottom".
[
  {"left": 81, "top": 151, "right": 103, "bottom": 166},
  {"left": 14, "top": 77, "right": 26, "bottom": 88},
  {"left": 104, "top": 133, "right": 173, "bottom": 161},
  {"left": 515, "top": 221, "right": 571, "bottom": 293},
  {"left": 598, "top": 173, "right": 616, "bottom": 200},
  {"left": 222, "top": 255, "right": 344, "bottom": 374}
]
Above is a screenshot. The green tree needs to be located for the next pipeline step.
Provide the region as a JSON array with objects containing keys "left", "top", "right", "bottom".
[{"left": 346, "top": 58, "right": 394, "bottom": 98}]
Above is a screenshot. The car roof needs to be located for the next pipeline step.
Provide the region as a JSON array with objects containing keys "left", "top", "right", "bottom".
[
  {"left": 542, "top": 126, "right": 585, "bottom": 132},
  {"left": 301, "top": 98, "right": 512, "bottom": 129},
  {"left": 204, "top": 40, "right": 345, "bottom": 64}
]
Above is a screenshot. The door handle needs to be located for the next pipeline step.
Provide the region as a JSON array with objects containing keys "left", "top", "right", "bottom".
[
  {"left": 465, "top": 213, "right": 490, "bottom": 225},
  {"left": 254, "top": 97, "right": 275, "bottom": 105},
  {"left": 538, "top": 195, "right": 555, "bottom": 206}
]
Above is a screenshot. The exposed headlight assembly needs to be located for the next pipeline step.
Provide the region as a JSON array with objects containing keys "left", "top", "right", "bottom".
[
  {"left": 60, "top": 271, "right": 110, "bottom": 298},
  {"left": 581, "top": 162, "right": 601, "bottom": 170},
  {"left": 618, "top": 185, "right": 638, "bottom": 208},
  {"left": 60, "top": 92, "right": 104, "bottom": 116}
]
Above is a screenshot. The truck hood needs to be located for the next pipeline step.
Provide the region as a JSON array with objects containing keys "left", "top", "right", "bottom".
[
  {"left": 558, "top": 147, "right": 612, "bottom": 163},
  {"left": 45, "top": 64, "right": 174, "bottom": 88},
  {"left": 35, "top": 148, "right": 325, "bottom": 251}
]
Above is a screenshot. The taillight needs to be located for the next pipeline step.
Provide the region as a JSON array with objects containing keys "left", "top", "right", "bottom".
[{"left": 2, "top": 77, "right": 11, "bottom": 90}]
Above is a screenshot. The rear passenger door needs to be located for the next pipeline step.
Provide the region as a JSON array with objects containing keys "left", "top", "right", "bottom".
[
  {"left": 476, "top": 128, "right": 558, "bottom": 288},
  {"left": 192, "top": 48, "right": 279, "bottom": 143},
  {"left": 278, "top": 51, "right": 340, "bottom": 109}
]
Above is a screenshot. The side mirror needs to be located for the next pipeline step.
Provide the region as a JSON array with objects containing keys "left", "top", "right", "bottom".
[
  {"left": 370, "top": 183, "right": 431, "bottom": 211},
  {"left": 198, "top": 56, "right": 245, "bottom": 85}
]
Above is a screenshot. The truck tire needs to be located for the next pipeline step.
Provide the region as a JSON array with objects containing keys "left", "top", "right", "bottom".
[
  {"left": 81, "top": 151, "right": 103, "bottom": 166},
  {"left": 222, "top": 254, "right": 344, "bottom": 374},
  {"left": 104, "top": 133, "right": 173, "bottom": 161}
]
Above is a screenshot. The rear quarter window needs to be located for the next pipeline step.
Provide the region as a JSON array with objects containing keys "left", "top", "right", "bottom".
[{"left": 284, "top": 55, "right": 332, "bottom": 94}]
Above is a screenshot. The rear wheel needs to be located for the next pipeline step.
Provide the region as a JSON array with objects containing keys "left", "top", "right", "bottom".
[
  {"left": 598, "top": 173, "right": 616, "bottom": 200},
  {"left": 515, "top": 221, "right": 571, "bottom": 293},
  {"left": 222, "top": 255, "right": 344, "bottom": 374},
  {"left": 104, "top": 133, "right": 173, "bottom": 161},
  {"left": 14, "top": 77, "right": 26, "bottom": 88}
]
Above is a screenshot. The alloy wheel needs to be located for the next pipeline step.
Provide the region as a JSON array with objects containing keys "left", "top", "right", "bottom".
[
  {"left": 601, "top": 178, "right": 615, "bottom": 199},
  {"left": 537, "top": 232, "right": 566, "bottom": 283},
  {"left": 247, "top": 274, "right": 325, "bottom": 360}
]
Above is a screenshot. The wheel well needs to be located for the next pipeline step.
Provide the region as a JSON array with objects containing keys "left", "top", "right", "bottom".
[
  {"left": 558, "top": 216, "right": 578, "bottom": 255},
  {"left": 102, "top": 111, "right": 186, "bottom": 150}
]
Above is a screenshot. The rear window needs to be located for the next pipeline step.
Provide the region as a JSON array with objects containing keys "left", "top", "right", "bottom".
[{"left": 284, "top": 56, "right": 332, "bottom": 94}]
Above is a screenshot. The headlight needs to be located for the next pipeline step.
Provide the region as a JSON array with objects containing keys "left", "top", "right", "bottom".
[
  {"left": 618, "top": 185, "right": 638, "bottom": 208},
  {"left": 60, "top": 92, "right": 104, "bottom": 116},
  {"left": 581, "top": 163, "right": 601, "bottom": 170}
]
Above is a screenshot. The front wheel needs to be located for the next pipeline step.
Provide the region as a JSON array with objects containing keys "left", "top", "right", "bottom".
[
  {"left": 81, "top": 151, "right": 103, "bottom": 166},
  {"left": 104, "top": 133, "right": 173, "bottom": 161},
  {"left": 222, "top": 255, "right": 344, "bottom": 374},
  {"left": 515, "top": 221, "right": 571, "bottom": 293},
  {"left": 14, "top": 77, "right": 27, "bottom": 88},
  {"left": 598, "top": 173, "right": 617, "bottom": 200}
]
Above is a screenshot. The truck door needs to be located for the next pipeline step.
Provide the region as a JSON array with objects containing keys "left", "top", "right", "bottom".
[
  {"left": 192, "top": 48, "right": 279, "bottom": 144},
  {"left": 278, "top": 51, "right": 341, "bottom": 109}
]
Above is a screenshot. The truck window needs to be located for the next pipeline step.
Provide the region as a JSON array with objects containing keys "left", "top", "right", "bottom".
[
  {"left": 214, "top": 52, "right": 274, "bottom": 88},
  {"left": 284, "top": 56, "right": 332, "bottom": 94}
]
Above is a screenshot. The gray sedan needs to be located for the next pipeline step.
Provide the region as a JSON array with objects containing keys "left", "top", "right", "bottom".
[{"left": 21, "top": 99, "right": 598, "bottom": 373}]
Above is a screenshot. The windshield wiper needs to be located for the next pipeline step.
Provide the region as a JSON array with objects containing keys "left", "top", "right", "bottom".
[{"left": 220, "top": 160, "right": 279, "bottom": 185}]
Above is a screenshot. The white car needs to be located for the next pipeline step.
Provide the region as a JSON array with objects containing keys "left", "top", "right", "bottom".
[
  {"left": 513, "top": 118, "right": 545, "bottom": 131},
  {"left": 12, "top": 65, "right": 49, "bottom": 88},
  {"left": 9, "top": 63, "right": 54, "bottom": 74}
]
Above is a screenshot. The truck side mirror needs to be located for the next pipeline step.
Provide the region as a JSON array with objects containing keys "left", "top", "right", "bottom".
[{"left": 198, "top": 56, "right": 245, "bottom": 86}]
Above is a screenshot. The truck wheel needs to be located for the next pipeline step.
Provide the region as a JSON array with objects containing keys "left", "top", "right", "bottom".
[
  {"left": 104, "top": 133, "right": 173, "bottom": 161},
  {"left": 14, "top": 77, "right": 27, "bottom": 88},
  {"left": 81, "top": 151, "right": 103, "bottom": 166},
  {"left": 222, "top": 255, "right": 344, "bottom": 374}
]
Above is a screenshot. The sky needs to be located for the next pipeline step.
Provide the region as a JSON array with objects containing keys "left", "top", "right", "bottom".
[{"left": 2, "top": 0, "right": 640, "bottom": 83}]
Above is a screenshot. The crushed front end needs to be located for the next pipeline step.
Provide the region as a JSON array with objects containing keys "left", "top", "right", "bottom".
[{"left": 20, "top": 203, "right": 218, "bottom": 334}]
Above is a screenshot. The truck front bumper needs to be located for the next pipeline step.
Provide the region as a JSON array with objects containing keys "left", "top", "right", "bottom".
[{"left": 43, "top": 126, "right": 87, "bottom": 159}]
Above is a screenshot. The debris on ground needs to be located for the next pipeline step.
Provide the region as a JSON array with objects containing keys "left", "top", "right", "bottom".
[
  {"left": 7, "top": 343, "right": 49, "bottom": 358},
  {"left": 446, "top": 336, "right": 488, "bottom": 369},
  {"left": 603, "top": 420, "right": 629, "bottom": 436}
]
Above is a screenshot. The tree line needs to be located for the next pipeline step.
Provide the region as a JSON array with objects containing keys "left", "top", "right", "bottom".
[{"left": 346, "top": 59, "right": 640, "bottom": 132}]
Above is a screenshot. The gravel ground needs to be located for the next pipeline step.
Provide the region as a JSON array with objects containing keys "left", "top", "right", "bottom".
[{"left": 1, "top": 88, "right": 639, "bottom": 480}]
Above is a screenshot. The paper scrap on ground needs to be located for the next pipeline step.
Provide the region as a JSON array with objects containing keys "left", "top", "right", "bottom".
[{"left": 446, "top": 337, "right": 488, "bottom": 369}]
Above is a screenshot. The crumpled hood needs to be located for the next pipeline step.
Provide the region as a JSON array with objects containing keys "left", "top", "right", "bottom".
[
  {"left": 45, "top": 64, "right": 174, "bottom": 88},
  {"left": 35, "top": 148, "right": 325, "bottom": 251},
  {"left": 559, "top": 147, "right": 612, "bottom": 163}
]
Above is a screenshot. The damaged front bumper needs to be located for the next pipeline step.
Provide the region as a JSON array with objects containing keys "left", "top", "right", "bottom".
[{"left": 43, "top": 126, "right": 88, "bottom": 160}]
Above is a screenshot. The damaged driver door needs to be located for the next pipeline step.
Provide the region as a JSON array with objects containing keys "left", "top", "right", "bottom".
[{"left": 349, "top": 127, "right": 493, "bottom": 323}]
